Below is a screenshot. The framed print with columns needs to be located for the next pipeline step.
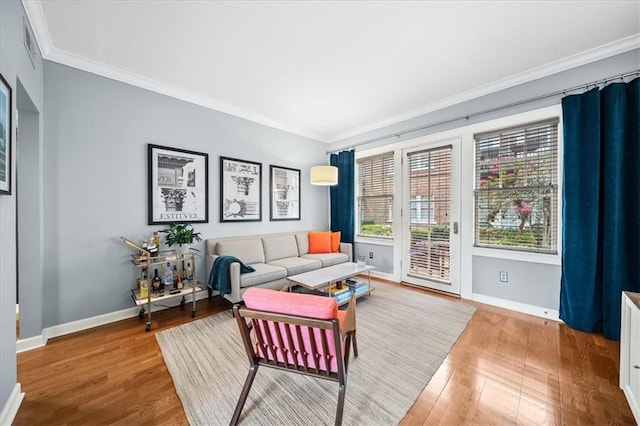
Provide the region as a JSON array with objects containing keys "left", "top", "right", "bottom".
[
  {"left": 270, "top": 165, "right": 300, "bottom": 221},
  {"left": 147, "top": 144, "right": 209, "bottom": 224},
  {"left": 220, "top": 156, "right": 262, "bottom": 222}
]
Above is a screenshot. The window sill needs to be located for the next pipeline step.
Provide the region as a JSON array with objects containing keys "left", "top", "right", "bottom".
[
  {"left": 354, "top": 236, "right": 394, "bottom": 247},
  {"left": 472, "top": 246, "right": 561, "bottom": 265}
]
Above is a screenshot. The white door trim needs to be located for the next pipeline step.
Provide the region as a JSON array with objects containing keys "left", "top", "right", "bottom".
[{"left": 401, "top": 137, "right": 461, "bottom": 295}]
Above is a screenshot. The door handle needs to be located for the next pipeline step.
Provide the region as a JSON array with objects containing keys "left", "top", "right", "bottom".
[{"left": 453, "top": 222, "right": 459, "bottom": 234}]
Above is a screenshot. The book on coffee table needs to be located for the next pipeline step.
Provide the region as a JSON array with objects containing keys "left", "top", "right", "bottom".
[
  {"left": 327, "top": 284, "right": 351, "bottom": 296},
  {"left": 346, "top": 279, "right": 368, "bottom": 289},
  {"left": 333, "top": 290, "right": 354, "bottom": 304}
]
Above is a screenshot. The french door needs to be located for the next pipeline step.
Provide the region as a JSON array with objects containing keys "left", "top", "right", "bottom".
[{"left": 401, "top": 139, "right": 460, "bottom": 294}]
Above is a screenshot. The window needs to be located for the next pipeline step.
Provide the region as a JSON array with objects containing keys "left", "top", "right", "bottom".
[
  {"left": 357, "top": 152, "right": 394, "bottom": 238},
  {"left": 410, "top": 195, "right": 435, "bottom": 223},
  {"left": 474, "top": 118, "right": 558, "bottom": 253},
  {"left": 409, "top": 152, "right": 434, "bottom": 171}
]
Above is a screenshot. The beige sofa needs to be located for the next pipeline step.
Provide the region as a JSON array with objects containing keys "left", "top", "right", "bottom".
[{"left": 205, "top": 231, "right": 352, "bottom": 303}]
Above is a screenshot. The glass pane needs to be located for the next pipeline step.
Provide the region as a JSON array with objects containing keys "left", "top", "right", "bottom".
[
  {"left": 358, "top": 153, "right": 394, "bottom": 238},
  {"left": 407, "top": 147, "right": 451, "bottom": 282},
  {"left": 475, "top": 188, "right": 555, "bottom": 250},
  {"left": 474, "top": 120, "right": 558, "bottom": 253}
]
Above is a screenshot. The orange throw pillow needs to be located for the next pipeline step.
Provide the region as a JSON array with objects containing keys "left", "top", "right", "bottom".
[
  {"left": 309, "top": 231, "right": 332, "bottom": 254},
  {"left": 331, "top": 231, "right": 341, "bottom": 253}
]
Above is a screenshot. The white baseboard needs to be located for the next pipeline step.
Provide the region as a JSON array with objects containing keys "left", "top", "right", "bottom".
[
  {"left": 621, "top": 385, "right": 640, "bottom": 425},
  {"left": 0, "top": 383, "right": 24, "bottom": 426},
  {"left": 369, "top": 270, "right": 395, "bottom": 282},
  {"left": 472, "top": 293, "right": 561, "bottom": 322},
  {"left": 16, "top": 334, "right": 47, "bottom": 353},
  {"left": 16, "top": 290, "right": 211, "bottom": 353}
]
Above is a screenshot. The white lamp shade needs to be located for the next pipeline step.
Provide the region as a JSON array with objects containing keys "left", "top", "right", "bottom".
[{"left": 310, "top": 165, "right": 338, "bottom": 186}]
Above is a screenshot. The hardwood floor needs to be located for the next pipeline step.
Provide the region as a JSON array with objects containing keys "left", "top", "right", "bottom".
[{"left": 14, "top": 281, "right": 634, "bottom": 425}]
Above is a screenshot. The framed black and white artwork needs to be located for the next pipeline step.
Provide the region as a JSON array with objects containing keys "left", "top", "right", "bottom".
[
  {"left": 147, "top": 144, "right": 209, "bottom": 224},
  {"left": 270, "top": 165, "right": 300, "bottom": 221},
  {"left": 220, "top": 156, "right": 262, "bottom": 222},
  {"left": 0, "top": 73, "right": 12, "bottom": 195}
]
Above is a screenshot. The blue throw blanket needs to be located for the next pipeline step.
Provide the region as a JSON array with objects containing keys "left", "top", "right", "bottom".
[{"left": 208, "top": 255, "right": 255, "bottom": 295}]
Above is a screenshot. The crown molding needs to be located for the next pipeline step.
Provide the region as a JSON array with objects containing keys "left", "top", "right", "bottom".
[
  {"left": 44, "top": 47, "right": 325, "bottom": 141},
  {"left": 18, "top": 1, "right": 640, "bottom": 145},
  {"left": 21, "top": 0, "right": 52, "bottom": 57},
  {"left": 21, "top": 0, "right": 325, "bottom": 142},
  {"left": 327, "top": 34, "right": 640, "bottom": 143}
]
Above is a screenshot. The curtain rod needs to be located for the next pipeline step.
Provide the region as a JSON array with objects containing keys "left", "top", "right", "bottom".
[{"left": 327, "top": 69, "right": 640, "bottom": 155}]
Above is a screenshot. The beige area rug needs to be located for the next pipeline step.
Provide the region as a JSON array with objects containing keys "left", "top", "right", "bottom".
[{"left": 156, "top": 283, "right": 476, "bottom": 425}]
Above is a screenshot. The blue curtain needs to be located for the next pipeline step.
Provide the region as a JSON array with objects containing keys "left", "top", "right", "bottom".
[
  {"left": 330, "top": 150, "right": 355, "bottom": 244},
  {"left": 560, "top": 77, "right": 639, "bottom": 340}
]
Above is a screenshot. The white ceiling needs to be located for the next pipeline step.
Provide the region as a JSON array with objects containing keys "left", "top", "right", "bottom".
[{"left": 23, "top": 1, "right": 640, "bottom": 142}]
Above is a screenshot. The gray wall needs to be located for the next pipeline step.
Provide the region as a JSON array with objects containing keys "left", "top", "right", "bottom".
[
  {"left": 41, "top": 61, "right": 330, "bottom": 330},
  {"left": 355, "top": 243, "right": 393, "bottom": 274},
  {"left": 16, "top": 104, "right": 42, "bottom": 339},
  {"left": 338, "top": 49, "right": 639, "bottom": 311},
  {"left": 472, "top": 256, "right": 560, "bottom": 310},
  {"left": 0, "top": 0, "right": 44, "bottom": 414}
]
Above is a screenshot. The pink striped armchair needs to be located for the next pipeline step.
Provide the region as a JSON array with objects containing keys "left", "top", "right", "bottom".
[{"left": 231, "top": 287, "right": 357, "bottom": 425}]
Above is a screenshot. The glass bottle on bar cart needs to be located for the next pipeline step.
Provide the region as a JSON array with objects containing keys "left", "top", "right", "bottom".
[
  {"left": 164, "top": 261, "right": 174, "bottom": 289},
  {"left": 152, "top": 269, "right": 162, "bottom": 294},
  {"left": 173, "top": 265, "right": 181, "bottom": 289},
  {"left": 185, "top": 262, "right": 193, "bottom": 283}
]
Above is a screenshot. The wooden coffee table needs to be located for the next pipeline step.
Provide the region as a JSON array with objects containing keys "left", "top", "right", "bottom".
[{"left": 287, "top": 262, "right": 374, "bottom": 304}]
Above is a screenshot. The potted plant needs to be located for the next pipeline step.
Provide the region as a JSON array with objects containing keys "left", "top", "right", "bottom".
[{"left": 160, "top": 223, "right": 202, "bottom": 257}]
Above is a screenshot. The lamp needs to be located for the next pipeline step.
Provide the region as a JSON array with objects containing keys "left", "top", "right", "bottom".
[{"left": 310, "top": 165, "right": 338, "bottom": 186}]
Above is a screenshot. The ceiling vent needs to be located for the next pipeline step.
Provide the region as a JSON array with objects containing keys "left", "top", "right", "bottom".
[{"left": 23, "top": 16, "right": 37, "bottom": 68}]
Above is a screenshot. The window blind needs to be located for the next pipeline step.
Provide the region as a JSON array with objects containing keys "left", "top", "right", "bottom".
[
  {"left": 474, "top": 118, "right": 559, "bottom": 253},
  {"left": 357, "top": 152, "right": 394, "bottom": 238},
  {"left": 407, "top": 146, "right": 452, "bottom": 282}
]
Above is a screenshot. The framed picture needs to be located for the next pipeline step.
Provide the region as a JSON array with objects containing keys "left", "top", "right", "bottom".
[
  {"left": 220, "top": 156, "right": 262, "bottom": 222},
  {"left": 147, "top": 144, "right": 208, "bottom": 224},
  {"left": 0, "top": 73, "right": 12, "bottom": 195},
  {"left": 270, "top": 165, "right": 300, "bottom": 221}
]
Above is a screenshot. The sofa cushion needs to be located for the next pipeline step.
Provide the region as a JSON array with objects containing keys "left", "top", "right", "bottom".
[
  {"left": 263, "top": 235, "right": 299, "bottom": 262},
  {"left": 295, "top": 232, "right": 309, "bottom": 255},
  {"left": 217, "top": 239, "right": 264, "bottom": 265},
  {"left": 267, "top": 257, "right": 322, "bottom": 275},
  {"left": 239, "top": 263, "right": 287, "bottom": 288},
  {"left": 301, "top": 252, "right": 350, "bottom": 267},
  {"left": 331, "top": 231, "right": 341, "bottom": 252},
  {"left": 309, "top": 231, "right": 332, "bottom": 253}
]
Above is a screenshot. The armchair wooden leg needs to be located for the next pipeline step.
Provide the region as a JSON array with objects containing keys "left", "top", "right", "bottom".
[
  {"left": 351, "top": 333, "right": 358, "bottom": 358},
  {"left": 230, "top": 364, "right": 259, "bottom": 426},
  {"left": 342, "top": 293, "right": 358, "bottom": 358},
  {"left": 335, "top": 383, "right": 346, "bottom": 426}
]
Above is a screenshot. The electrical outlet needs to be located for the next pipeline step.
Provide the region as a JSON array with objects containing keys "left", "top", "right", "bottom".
[
  {"left": 369, "top": 251, "right": 373, "bottom": 259},
  {"left": 499, "top": 271, "right": 508, "bottom": 282}
]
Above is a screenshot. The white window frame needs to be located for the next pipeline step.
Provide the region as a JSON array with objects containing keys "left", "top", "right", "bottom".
[
  {"left": 355, "top": 151, "right": 395, "bottom": 241},
  {"left": 350, "top": 105, "right": 562, "bottom": 277},
  {"left": 471, "top": 106, "right": 562, "bottom": 265}
]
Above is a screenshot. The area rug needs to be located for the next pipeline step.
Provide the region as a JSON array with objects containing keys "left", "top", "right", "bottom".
[{"left": 156, "top": 283, "right": 476, "bottom": 425}]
